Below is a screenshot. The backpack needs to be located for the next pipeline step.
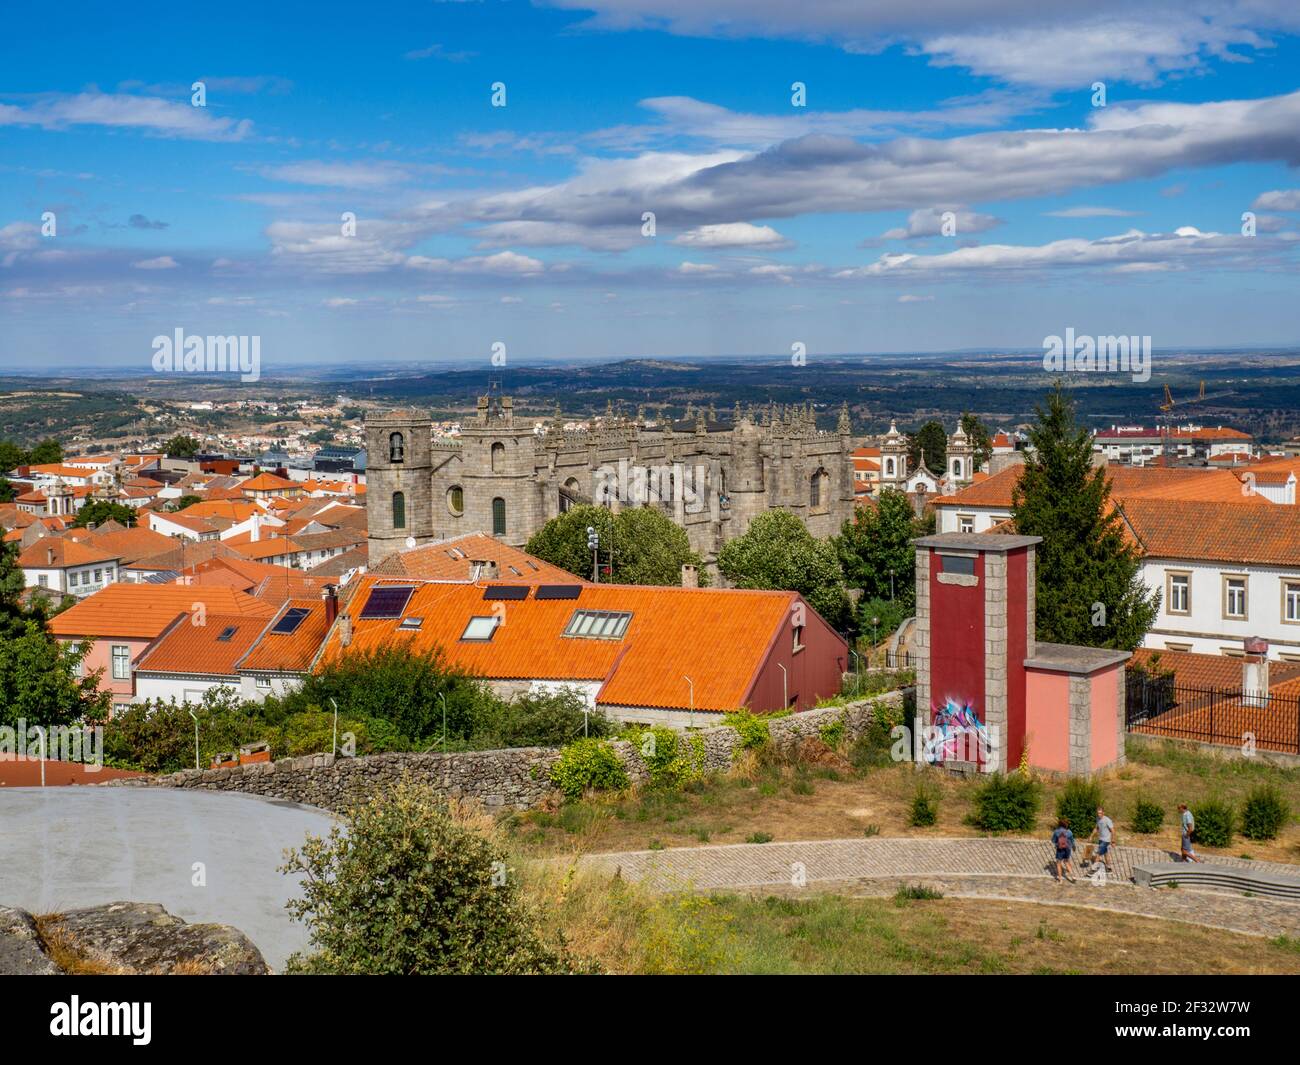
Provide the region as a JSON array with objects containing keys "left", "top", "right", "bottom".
[{"left": 1054, "top": 829, "right": 1070, "bottom": 851}]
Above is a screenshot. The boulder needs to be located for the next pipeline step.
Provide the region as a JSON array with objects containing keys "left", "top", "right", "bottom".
[
  {"left": 0, "top": 906, "right": 61, "bottom": 976},
  {"left": 5, "top": 902, "right": 268, "bottom": 975}
]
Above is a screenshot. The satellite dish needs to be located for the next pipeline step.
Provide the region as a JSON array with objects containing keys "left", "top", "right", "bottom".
[{"left": 405, "top": 536, "right": 416, "bottom": 549}]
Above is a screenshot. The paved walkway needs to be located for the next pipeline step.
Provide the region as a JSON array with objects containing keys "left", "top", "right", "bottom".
[{"left": 579, "top": 838, "right": 1300, "bottom": 938}]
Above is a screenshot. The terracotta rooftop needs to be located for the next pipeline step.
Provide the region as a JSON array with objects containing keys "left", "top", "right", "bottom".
[
  {"left": 135, "top": 612, "right": 268, "bottom": 678},
  {"left": 17, "top": 538, "right": 120, "bottom": 569},
  {"left": 368, "top": 533, "right": 583, "bottom": 584},
  {"left": 238, "top": 598, "right": 332, "bottom": 674},
  {"left": 50, "top": 584, "right": 275, "bottom": 639},
  {"left": 1117, "top": 498, "right": 1300, "bottom": 566}
]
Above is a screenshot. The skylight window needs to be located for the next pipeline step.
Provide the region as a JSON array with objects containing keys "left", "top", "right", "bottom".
[
  {"left": 563, "top": 610, "right": 632, "bottom": 640},
  {"left": 216, "top": 625, "right": 238, "bottom": 642},
  {"left": 399, "top": 616, "right": 423, "bottom": 630},
  {"left": 461, "top": 616, "right": 500, "bottom": 641}
]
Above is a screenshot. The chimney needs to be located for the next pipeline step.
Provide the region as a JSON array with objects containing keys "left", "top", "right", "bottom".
[
  {"left": 1243, "top": 637, "right": 1270, "bottom": 707},
  {"left": 322, "top": 583, "right": 338, "bottom": 624},
  {"left": 681, "top": 563, "right": 698, "bottom": 589},
  {"left": 338, "top": 612, "right": 352, "bottom": 648},
  {"left": 470, "top": 559, "right": 498, "bottom": 581},
  {"left": 46, "top": 545, "right": 55, "bottom": 565}
]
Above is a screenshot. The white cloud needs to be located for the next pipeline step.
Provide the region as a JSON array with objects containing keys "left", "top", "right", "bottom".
[
  {"left": 876, "top": 207, "right": 1001, "bottom": 241},
  {"left": 673, "top": 222, "right": 791, "bottom": 248},
  {"left": 132, "top": 256, "right": 179, "bottom": 270},
  {"left": 1044, "top": 206, "right": 1140, "bottom": 218},
  {"left": 259, "top": 160, "right": 419, "bottom": 189},
  {"left": 1253, "top": 189, "right": 1300, "bottom": 211},
  {"left": 898, "top": 293, "right": 935, "bottom": 302},
  {"left": 675, "top": 261, "right": 719, "bottom": 274},
  {"left": 0, "top": 92, "right": 252, "bottom": 141}
]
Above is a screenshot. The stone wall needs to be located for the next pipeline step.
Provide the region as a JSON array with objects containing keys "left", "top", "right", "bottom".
[{"left": 101, "top": 691, "right": 908, "bottom": 815}]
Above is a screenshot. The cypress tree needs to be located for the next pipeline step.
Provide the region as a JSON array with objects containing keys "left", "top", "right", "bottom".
[{"left": 1012, "top": 383, "right": 1158, "bottom": 650}]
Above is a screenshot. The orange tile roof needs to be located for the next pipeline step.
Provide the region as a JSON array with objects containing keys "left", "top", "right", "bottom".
[
  {"left": 932, "top": 463, "right": 1272, "bottom": 508},
  {"left": 135, "top": 612, "right": 269, "bottom": 677},
  {"left": 1117, "top": 498, "right": 1300, "bottom": 565},
  {"left": 368, "top": 533, "right": 583, "bottom": 584},
  {"left": 147, "top": 510, "right": 221, "bottom": 534},
  {"left": 49, "top": 584, "right": 275, "bottom": 639},
  {"left": 239, "top": 599, "right": 331, "bottom": 673},
  {"left": 227, "top": 536, "right": 305, "bottom": 561},
  {"left": 1129, "top": 647, "right": 1300, "bottom": 691},
  {"left": 79, "top": 526, "right": 176, "bottom": 563},
  {"left": 318, "top": 577, "right": 834, "bottom": 712},
  {"left": 26, "top": 463, "right": 97, "bottom": 479},
  {"left": 240, "top": 472, "right": 299, "bottom": 492},
  {"left": 176, "top": 500, "right": 262, "bottom": 521},
  {"left": 17, "top": 538, "right": 120, "bottom": 568}
]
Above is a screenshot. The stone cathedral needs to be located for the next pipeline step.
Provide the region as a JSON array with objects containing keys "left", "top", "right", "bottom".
[{"left": 366, "top": 392, "right": 857, "bottom": 571}]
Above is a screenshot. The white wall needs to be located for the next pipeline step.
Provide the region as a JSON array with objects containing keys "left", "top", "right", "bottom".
[
  {"left": 1140, "top": 557, "right": 1300, "bottom": 661},
  {"left": 934, "top": 504, "right": 1012, "bottom": 534},
  {"left": 134, "top": 674, "right": 239, "bottom": 705}
]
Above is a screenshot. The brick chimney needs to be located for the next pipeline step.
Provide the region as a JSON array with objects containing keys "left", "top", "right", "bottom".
[
  {"left": 681, "top": 563, "right": 698, "bottom": 588},
  {"left": 46, "top": 545, "right": 55, "bottom": 565},
  {"left": 1243, "top": 636, "right": 1270, "bottom": 707},
  {"left": 322, "top": 583, "right": 338, "bottom": 624},
  {"left": 338, "top": 612, "right": 352, "bottom": 648},
  {"left": 470, "top": 559, "right": 498, "bottom": 581}
]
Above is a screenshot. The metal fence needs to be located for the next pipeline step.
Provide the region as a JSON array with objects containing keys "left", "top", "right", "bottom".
[
  {"left": 1125, "top": 670, "right": 1300, "bottom": 755},
  {"left": 882, "top": 651, "right": 913, "bottom": 670}
]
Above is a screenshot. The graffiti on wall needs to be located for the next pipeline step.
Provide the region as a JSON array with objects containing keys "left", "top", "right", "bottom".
[{"left": 926, "top": 698, "right": 989, "bottom": 764}]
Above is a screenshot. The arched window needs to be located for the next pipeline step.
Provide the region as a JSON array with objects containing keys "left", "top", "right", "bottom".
[
  {"left": 810, "top": 468, "right": 828, "bottom": 510},
  {"left": 491, "top": 441, "right": 505, "bottom": 473},
  {"left": 447, "top": 485, "right": 464, "bottom": 516},
  {"left": 952, "top": 458, "right": 963, "bottom": 478},
  {"left": 388, "top": 432, "right": 405, "bottom": 464},
  {"left": 492, "top": 497, "right": 506, "bottom": 535},
  {"left": 559, "top": 477, "right": 581, "bottom": 514},
  {"left": 885, "top": 458, "right": 895, "bottom": 477},
  {"left": 392, "top": 491, "right": 406, "bottom": 529}
]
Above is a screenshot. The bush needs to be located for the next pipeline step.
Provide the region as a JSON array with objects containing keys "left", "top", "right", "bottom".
[
  {"left": 1242, "top": 785, "right": 1290, "bottom": 841},
  {"left": 723, "top": 710, "right": 770, "bottom": 750},
  {"left": 1130, "top": 796, "right": 1165, "bottom": 835},
  {"left": 1191, "top": 796, "right": 1236, "bottom": 848},
  {"left": 550, "top": 738, "right": 630, "bottom": 799},
  {"left": 281, "top": 779, "right": 580, "bottom": 974},
  {"left": 909, "top": 780, "right": 939, "bottom": 827},
  {"left": 1055, "top": 778, "right": 1104, "bottom": 840},
  {"left": 818, "top": 716, "right": 846, "bottom": 751},
  {"left": 971, "top": 772, "right": 1041, "bottom": 833},
  {"left": 473, "top": 687, "right": 613, "bottom": 748},
  {"left": 636, "top": 727, "right": 705, "bottom": 791}
]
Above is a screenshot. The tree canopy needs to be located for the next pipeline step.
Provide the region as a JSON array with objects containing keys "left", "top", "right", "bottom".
[
  {"left": 525, "top": 504, "right": 705, "bottom": 586},
  {"left": 908, "top": 420, "right": 947, "bottom": 474},
  {"left": 71, "top": 500, "right": 139, "bottom": 528},
  {"left": 164, "top": 434, "right": 201, "bottom": 460},
  {"left": 717, "top": 510, "right": 850, "bottom": 628},
  {"left": 1012, "top": 382, "right": 1158, "bottom": 650},
  {"left": 834, "top": 488, "right": 924, "bottom": 611},
  {"left": 959, "top": 412, "right": 993, "bottom": 472}
]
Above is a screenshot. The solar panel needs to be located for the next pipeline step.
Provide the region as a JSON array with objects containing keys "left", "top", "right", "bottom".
[
  {"left": 483, "top": 585, "right": 529, "bottom": 601},
  {"left": 535, "top": 584, "right": 582, "bottom": 600},
  {"left": 272, "top": 607, "right": 310, "bottom": 634},
  {"left": 360, "top": 585, "right": 416, "bottom": 619}
]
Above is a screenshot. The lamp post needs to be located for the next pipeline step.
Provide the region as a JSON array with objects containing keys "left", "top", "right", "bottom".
[
  {"left": 439, "top": 692, "right": 447, "bottom": 751},
  {"left": 683, "top": 675, "right": 694, "bottom": 730},
  {"left": 587, "top": 525, "right": 600, "bottom": 584},
  {"left": 330, "top": 697, "right": 339, "bottom": 757},
  {"left": 187, "top": 709, "right": 199, "bottom": 771},
  {"left": 34, "top": 726, "right": 46, "bottom": 787}
]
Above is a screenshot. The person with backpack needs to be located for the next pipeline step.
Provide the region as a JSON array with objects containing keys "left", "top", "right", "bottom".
[
  {"left": 1178, "top": 803, "right": 1202, "bottom": 862},
  {"left": 1051, "top": 817, "right": 1077, "bottom": 882}
]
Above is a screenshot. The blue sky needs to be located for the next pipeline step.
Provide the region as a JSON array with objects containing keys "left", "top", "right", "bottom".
[{"left": 3, "top": 0, "right": 1300, "bottom": 373}]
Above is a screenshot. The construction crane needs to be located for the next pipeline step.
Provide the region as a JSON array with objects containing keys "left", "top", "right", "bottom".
[{"left": 1157, "top": 381, "right": 1236, "bottom": 465}]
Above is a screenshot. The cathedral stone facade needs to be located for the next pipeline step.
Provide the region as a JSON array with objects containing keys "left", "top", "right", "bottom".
[{"left": 366, "top": 395, "right": 857, "bottom": 571}]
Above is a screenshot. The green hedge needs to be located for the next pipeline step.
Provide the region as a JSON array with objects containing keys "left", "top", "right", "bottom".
[
  {"left": 549, "top": 738, "right": 629, "bottom": 799},
  {"left": 971, "top": 772, "right": 1041, "bottom": 833}
]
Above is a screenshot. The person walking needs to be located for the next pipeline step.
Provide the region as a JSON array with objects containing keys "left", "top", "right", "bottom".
[
  {"left": 1091, "top": 806, "right": 1116, "bottom": 875},
  {"left": 1051, "top": 818, "right": 1077, "bottom": 882},
  {"left": 1178, "top": 803, "right": 1202, "bottom": 862}
]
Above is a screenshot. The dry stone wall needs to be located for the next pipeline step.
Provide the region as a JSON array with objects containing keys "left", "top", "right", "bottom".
[{"left": 101, "top": 691, "right": 908, "bottom": 815}]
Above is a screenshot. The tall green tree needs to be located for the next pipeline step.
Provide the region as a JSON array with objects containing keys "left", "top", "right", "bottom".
[
  {"left": 834, "top": 488, "right": 921, "bottom": 609},
  {"left": 717, "top": 510, "right": 850, "bottom": 628},
  {"left": 25, "top": 439, "right": 63, "bottom": 465},
  {"left": 526, "top": 504, "right": 705, "bottom": 586},
  {"left": 908, "top": 421, "right": 947, "bottom": 474},
  {"left": 1012, "top": 383, "right": 1158, "bottom": 650},
  {"left": 0, "top": 441, "right": 23, "bottom": 474},
  {"left": 71, "top": 500, "right": 138, "bottom": 528},
  {"left": 0, "top": 543, "right": 110, "bottom": 724},
  {"left": 959, "top": 412, "right": 993, "bottom": 472},
  {"left": 164, "top": 434, "right": 201, "bottom": 460}
]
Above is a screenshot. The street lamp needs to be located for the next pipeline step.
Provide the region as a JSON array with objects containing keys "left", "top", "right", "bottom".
[
  {"left": 586, "top": 525, "right": 600, "bottom": 583},
  {"left": 683, "top": 675, "right": 694, "bottom": 730},
  {"left": 330, "top": 697, "right": 339, "bottom": 757},
  {"left": 439, "top": 691, "right": 447, "bottom": 751},
  {"left": 187, "top": 709, "right": 199, "bottom": 771}
]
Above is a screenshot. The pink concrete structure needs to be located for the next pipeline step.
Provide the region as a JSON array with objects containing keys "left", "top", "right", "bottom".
[{"left": 914, "top": 533, "right": 1128, "bottom": 777}]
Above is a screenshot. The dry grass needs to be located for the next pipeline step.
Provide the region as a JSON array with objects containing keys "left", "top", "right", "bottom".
[
  {"left": 33, "top": 918, "right": 132, "bottom": 976},
  {"left": 505, "top": 738, "right": 1300, "bottom": 864}
]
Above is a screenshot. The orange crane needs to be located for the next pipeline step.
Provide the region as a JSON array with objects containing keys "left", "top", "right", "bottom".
[{"left": 1157, "top": 381, "right": 1236, "bottom": 463}]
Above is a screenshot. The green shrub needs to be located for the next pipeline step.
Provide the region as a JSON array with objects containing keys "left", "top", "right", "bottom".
[
  {"left": 723, "top": 710, "right": 770, "bottom": 749},
  {"left": 818, "top": 716, "right": 846, "bottom": 751},
  {"left": 862, "top": 823, "right": 881, "bottom": 837},
  {"left": 1055, "top": 778, "right": 1104, "bottom": 840},
  {"left": 1130, "top": 796, "right": 1165, "bottom": 835},
  {"left": 638, "top": 729, "right": 706, "bottom": 791},
  {"left": 746, "top": 831, "right": 773, "bottom": 844},
  {"left": 281, "top": 779, "right": 581, "bottom": 974},
  {"left": 894, "top": 884, "right": 943, "bottom": 902},
  {"left": 971, "top": 772, "right": 1041, "bottom": 833},
  {"left": 1242, "top": 785, "right": 1290, "bottom": 841},
  {"left": 1191, "top": 796, "right": 1236, "bottom": 848},
  {"left": 909, "top": 780, "right": 938, "bottom": 827},
  {"left": 472, "top": 687, "right": 613, "bottom": 748},
  {"left": 549, "top": 738, "right": 630, "bottom": 799}
]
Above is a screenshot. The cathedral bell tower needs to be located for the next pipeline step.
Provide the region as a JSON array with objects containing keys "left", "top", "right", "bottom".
[{"left": 365, "top": 408, "right": 434, "bottom": 565}]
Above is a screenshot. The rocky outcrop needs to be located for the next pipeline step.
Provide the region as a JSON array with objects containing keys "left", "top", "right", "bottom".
[{"left": 0, "top": 902, "right": 268, "bottom": 975}]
